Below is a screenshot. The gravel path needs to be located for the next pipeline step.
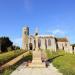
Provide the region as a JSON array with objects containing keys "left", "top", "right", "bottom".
[{"left": 11, "top": 63, "right": 62, "bottom": 75}]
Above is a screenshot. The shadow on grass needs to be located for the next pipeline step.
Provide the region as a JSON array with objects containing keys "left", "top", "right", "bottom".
[{"left": 47, "top": 55, "right": 64, "bottom": 63}]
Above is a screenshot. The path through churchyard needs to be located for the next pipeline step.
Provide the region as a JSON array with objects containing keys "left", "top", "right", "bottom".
[
  {"left": 11, "top": 62, "right": 62, "bottom": 75},
  {"left": 11, "top": 49, "right": 62, "bottom": 75}
]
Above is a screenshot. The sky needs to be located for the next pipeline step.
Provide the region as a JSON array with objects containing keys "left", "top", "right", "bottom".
[{"left": 0, "top": 0, "right": 75, "bottom": 47}]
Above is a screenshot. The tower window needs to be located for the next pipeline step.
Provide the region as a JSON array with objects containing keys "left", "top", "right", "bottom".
[{"left": 24, "top": 31, "right": 27, "bottom": 35}]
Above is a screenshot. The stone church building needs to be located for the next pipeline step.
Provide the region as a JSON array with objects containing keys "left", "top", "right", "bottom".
[{"left": 22, "top": 26, "right": 71, "bottom": 52}]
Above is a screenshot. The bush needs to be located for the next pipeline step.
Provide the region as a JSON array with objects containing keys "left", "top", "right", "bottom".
[
  {"left": 2, "top": 68, "right": 13, "bottom": 75},
  {"left": 7, "top": 46, "right": 13, "bottom": 51},
  {"left": 7, "top": 45, "right": 20, "bottom": 51},
  {"left": 0, "top": 37, "right": 13, "bottom": 52}
]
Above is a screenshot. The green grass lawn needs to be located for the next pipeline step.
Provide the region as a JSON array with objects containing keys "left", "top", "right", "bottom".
[
  {"left": 0, "top": 50, "right": 27, "bottom": 65},
  {"left": 1, "top": 52, "right": 32, "bottom": 75},
  {"left": 46, "top": 50, "right": 75, "bottom": 75}
]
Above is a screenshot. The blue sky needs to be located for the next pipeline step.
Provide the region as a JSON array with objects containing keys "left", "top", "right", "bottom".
[{"left": 0, "top": 0, "right": 75, "bottom": 47}]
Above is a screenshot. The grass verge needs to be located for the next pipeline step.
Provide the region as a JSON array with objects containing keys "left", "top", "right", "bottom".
[
  {"left": 0, "top": 50, "right": 27, "bottom": 66},
  {"left": 0, "top": 51, "right": 32, "bottom": 75},
  {"left": 46, "top": 50, "right": 75, "bottom": 75}
]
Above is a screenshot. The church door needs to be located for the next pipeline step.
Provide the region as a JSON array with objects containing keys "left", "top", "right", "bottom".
[{"left": 29, "top": 43, "right": 33, "bottom": 50}]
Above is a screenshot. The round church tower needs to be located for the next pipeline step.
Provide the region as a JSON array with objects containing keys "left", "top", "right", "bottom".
[{"left": 22, "top": 26, "right": 29, "bottom": 50}]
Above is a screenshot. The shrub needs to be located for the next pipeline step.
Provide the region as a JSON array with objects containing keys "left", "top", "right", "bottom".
[{"left": 0, "top": 37, "right": 13, "bottom": 52}]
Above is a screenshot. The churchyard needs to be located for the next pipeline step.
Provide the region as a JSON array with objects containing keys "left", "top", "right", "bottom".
[{"left": 0, "top": 49, "right": 75, "bottom": 75}]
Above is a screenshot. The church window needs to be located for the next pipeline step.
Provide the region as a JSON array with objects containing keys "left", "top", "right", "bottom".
[
  {"left": 45, "top": 39, "right": 47, "bottom": 49},
  {"left": 30, "top": 38, "right": 32, "bottom": 43},
  {"left": 65, "top": 43, "right": 67, "bottom": 46},
  {"left": 48, "top": 39, "right": 51, "bottom": 46},
  {"left": 24, "top": 31, "right": 27, "bottom": 35},
  {"left": 38, "top": 39, "right": 41, "bottom": 48},
  {"left": 34, "top": 40, "right": 36, "bottom": 48}
]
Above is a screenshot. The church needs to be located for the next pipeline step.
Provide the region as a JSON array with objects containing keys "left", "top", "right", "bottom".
[{"left": 22, "top": 26, "right": 70, "bottom": 52}]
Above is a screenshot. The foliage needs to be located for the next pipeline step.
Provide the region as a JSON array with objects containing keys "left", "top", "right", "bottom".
[
  {"left": 46, "top": 50, "right": 75, "bottom": 75},
  {"left": 7, "top": 45, "right": 20, "bottom": 51},
  {"left": 14, "top": 46, "right": 20, "bottom": 50},
  {"left": 2, "top": 68, "right": 13, "bottom": 75},
  {"left": 0, "top": 37, "right": 13, "bottom": 52}
]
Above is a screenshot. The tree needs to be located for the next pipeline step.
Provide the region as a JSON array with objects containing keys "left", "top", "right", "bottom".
[
  {"left": 0, "top": 37, "right": 13, "bottom": 52},
  {"left": 7, "top": 45, "right": 20, "bottom": 51}
]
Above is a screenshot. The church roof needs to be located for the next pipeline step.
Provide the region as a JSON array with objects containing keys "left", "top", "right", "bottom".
[
  {"left": 38, "top": 35, "right": 54, "bottom": 38},
  {"left": 55, "top": 38, "right": 68, "bottom": 42},
  {"left": 71, "top": 44, "right": 75, "bottom": 47},
  {"left": 29, "top": 35, "right": 34, "bottom": 38}
]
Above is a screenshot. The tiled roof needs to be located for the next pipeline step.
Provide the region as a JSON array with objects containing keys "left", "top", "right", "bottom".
[{"left": 55, "top": 38, "right": 68, "bottom": 42}]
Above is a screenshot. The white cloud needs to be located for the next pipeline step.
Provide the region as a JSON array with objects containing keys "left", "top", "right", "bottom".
[
  {"left": 46, "top": 29, "right": 66, "bottom": 37},
  {"left": 52, "top": 29, "right": 64, "bottom": 35}
]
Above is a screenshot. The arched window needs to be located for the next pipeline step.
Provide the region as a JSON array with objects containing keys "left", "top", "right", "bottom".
[
  {"left": 29, "top": 43, "right": 33, "bottom": 50},
  {"left": 30, "top": 38, "right": 32, "bottom": 43},
  {"left": 48, "top": 39, "right": 51, "bottom": 46},
  {"left": 45, "top": 39, "right": 47, "bottom": 49},
  {"left": 38, "top": 39, "right": 41, "bottom": 49},
  {"left": 34, "top": 40, "right": 36, "bottom": 49},
  {"left": 24, "top": 31, "right": 27, "bottom": 35},
  {"left": 65, "top": 43, "right": 67, "bottom": 46}
]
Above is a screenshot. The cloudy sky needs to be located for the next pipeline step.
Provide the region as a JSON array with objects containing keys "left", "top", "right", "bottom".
[{"left": 0, "top": 0, "right": 75, "bottom": 47}]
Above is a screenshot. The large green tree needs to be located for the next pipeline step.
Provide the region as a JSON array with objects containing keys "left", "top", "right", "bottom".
[{"left": 0, "top": 37, "right": 13, "bottom": 52}]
